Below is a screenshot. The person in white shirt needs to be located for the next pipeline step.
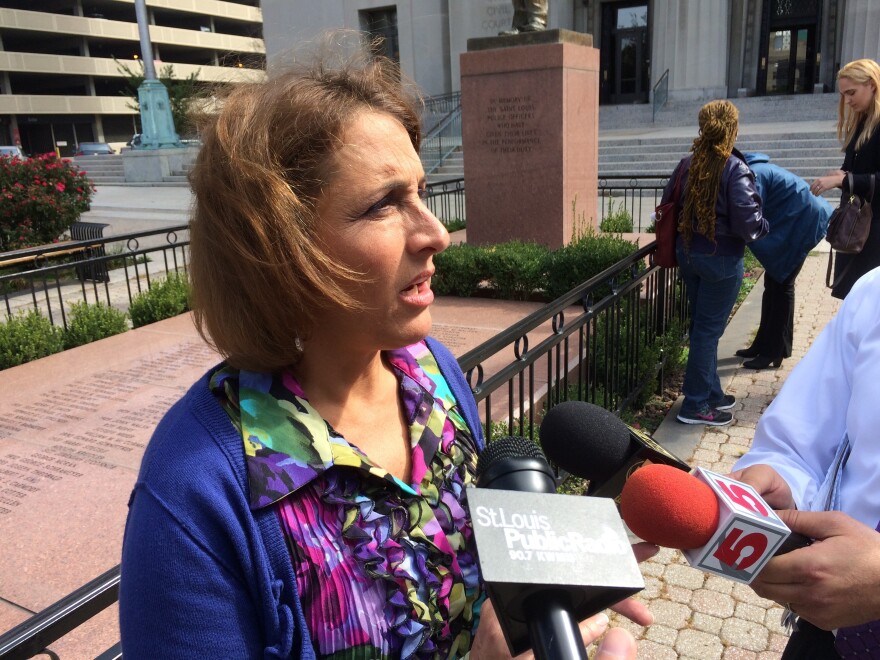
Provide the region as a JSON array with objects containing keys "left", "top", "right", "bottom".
[{"left": 731, "top": 266, "right": 880, "bottom": 659}]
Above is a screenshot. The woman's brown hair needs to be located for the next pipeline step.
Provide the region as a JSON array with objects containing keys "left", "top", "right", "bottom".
[
  {"left": 837, "top": 58, "right": 880, "bottom": 151},
  {"left": 679, "top": 99, "right": 739, "bottom": 248},
  {"left": 188, "top": 35, "right": 422, "bottom": 371}
]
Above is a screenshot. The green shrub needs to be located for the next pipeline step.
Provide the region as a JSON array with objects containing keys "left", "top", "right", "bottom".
[
  {"left": 599, "top": 200, "right": 634, "bottom": 233},
  {"left": 433, "top": 244, "right": 487, "bottom": 297},
  {"left": 542, "top": 232, "right": 640, "bottom": 301},
  {"left": 445, "top": 218, "right": 467, "bottom": 233},
  {"left": 0, "top": 153, "right": 94, "bottom": 251},
  {"left": 483, "top": 241, "right": 548, "bottom": 300},
  {"left": 63, "top": 302, "right": 129, "bottom": 349},
  {"left": 129, "top": 274, "right": 190, "bottom": 328},
  {"left": 0, "top": 309, "right": 64, "bottom": 370}
]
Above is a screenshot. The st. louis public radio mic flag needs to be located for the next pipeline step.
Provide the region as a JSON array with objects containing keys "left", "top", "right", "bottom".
[{"left": 466, "top": 488, "right": 645, "bottom": 655}]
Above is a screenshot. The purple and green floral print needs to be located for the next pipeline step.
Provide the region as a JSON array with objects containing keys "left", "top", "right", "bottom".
[{"left": 211, "top": 341, "right": 484, "bottom": 659}]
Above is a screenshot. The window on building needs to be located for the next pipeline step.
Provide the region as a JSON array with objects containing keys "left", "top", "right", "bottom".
[{"left": 362, "top": 7, "right": 400, "bottom": 64}]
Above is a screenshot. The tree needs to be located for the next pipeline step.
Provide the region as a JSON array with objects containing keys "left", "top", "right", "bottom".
[{"left": 115, "top": 59, "right": 201, "bottom": 137}]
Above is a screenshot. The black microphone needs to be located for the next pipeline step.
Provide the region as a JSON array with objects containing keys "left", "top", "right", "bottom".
[
  {"left": 540, "top": 401, "right": 691, "bottom": 500},
  {"left": 469, "top": 436, "right": 643, "bottom": 659}
]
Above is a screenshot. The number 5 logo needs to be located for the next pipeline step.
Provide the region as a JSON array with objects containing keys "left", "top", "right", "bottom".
[
  {"left": 716, "top": 481, "right": 769, "bottom": 517},
  {"left": 712, "top": 527, "right": 769, "bottom": 570}
]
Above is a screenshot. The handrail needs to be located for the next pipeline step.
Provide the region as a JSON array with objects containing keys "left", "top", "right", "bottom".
[
  {"left": 0, "top": 565, "right": 120, "bottom": 660},
  {"left": 652, "top": 69, "right": 669, "bottom": 122}
]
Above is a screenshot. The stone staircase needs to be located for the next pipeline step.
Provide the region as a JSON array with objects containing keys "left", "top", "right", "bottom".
[
  {"left": 599, "top": 133, "right": 843, "bottom": 182},
  {"left": 73, "top": 154, "right": 125, "bottom": 185},
  {"left": 74, "top": 152, "right": 195, "bottom": 186},
  {"left": 425, "top": 92, "right": 843, "bottom": 186}
]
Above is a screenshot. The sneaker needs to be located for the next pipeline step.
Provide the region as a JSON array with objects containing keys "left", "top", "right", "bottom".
[
  {"left": 677, "top": 406, "right": 733, "bottom": 426},
  {"left": 709, "top": 394, "right": 736, "bottom": 411}
]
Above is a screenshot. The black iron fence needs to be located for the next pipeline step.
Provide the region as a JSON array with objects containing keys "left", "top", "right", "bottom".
[
  {"left": 1, "top": 226, "right": 189, "bottom": 331},
  {"left": 0, "top": 238, "right": 688, "bottom": 659},
  {"left": 426, "top": 176, "right": 669, "bottom": 232},
  {"left": 598, "top": 175, "right": 669, "bottom": 232},
  {"left": 459, "top": 243, "right": 686, "bottom": 440},
  {"left": 426, "top": 177, "right": 466, "bottom": 225},
  {"left": 1, "top": 175, "right": 673, "bottom": 329}
]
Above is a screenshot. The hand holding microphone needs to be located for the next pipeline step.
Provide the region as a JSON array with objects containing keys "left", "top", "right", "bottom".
[
  {"left": 618, "top": 464, "right": 811, "bottom": 583},
  {"left": 467, "top": 436, "right": 648, "bottom": 659}
]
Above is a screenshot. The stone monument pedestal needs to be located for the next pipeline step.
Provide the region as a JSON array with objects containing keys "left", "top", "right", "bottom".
[{"left": 460, "top": 29, "right": 600, "bottom": 249}]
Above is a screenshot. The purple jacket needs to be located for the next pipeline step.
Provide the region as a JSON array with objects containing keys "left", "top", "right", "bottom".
[{"left": 662, "top": 149, "right": 769, "bottom": 257}]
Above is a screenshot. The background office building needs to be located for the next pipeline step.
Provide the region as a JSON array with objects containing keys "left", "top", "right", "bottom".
[
  {"left": 0, "top": 0, "right": 266, "bottom": 157},
  {"left": 262, "top": 0, "right": 880, "bottom": 111}
]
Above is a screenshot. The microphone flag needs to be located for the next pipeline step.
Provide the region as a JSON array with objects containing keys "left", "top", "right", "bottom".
[
  {"left": 466, "top": 487, "right": 644, "bottom": 655},
  {"left": 683, "top": 468, "right": 792, "bottom": 584}
]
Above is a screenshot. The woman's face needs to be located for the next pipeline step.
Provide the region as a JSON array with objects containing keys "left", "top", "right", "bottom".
[
  {"left": 839, "top": 76, "right": 876, "bottom": 114},
  {"left": 311, "top": 110, "right": 450, "bottom": 354}
]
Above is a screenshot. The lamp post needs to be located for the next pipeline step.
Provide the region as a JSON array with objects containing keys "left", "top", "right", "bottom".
[{"left": 133, "top": 0, "right": 180, "bottom": 148}]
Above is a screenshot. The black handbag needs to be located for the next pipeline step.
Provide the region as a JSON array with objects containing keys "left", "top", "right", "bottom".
[{"left": 826, "top": 173, "right": 875, "bottom": 288}]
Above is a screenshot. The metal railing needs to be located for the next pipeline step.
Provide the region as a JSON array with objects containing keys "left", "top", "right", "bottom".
[
  {"left": 421, "top": 99, "right": 463, "bottom": 176},
  {"left": 0, "top": 240, "right": 687, "bottom": 659},
  {"left": 426, "top": 175, "right": 670, "bottom": 232},
  {"left": 1, "top": 226, "right": 190, "bottom": 330},
  {"left": 426, "top": 177, "right": 466, "bottom": 225},
  {"left": 459, "top": 244, "right": 687, "bottom": 439},
  {"left": 652, "top": 69, "right": 669, "bottom": 122},
  {"left": 598, "top": 175, "right": 669, "bottom": 232}
]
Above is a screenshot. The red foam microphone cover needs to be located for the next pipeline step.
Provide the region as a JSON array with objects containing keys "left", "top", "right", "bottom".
[{"left": 619, "top": 463, "right": 720, "bottom": 549}]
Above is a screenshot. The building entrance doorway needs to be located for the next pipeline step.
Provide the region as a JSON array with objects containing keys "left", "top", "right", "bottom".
[
  {"left": 758, "top": 0, "right": 821, "bottom": 95},
  {"left": 600, "top": 2, "right": 649, "bottom": 104}
]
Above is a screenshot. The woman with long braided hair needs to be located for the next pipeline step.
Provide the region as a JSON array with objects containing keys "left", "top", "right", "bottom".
[{"left": 659, "top": 100, "right": 768, "bottom": 426}]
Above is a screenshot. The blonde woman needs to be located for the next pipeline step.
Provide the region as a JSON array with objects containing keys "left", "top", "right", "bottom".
[
  {"left": 659, "top": 100, "right": 768, "bottom": 426},
  {"left": 811, "top": 58, "right": 880, "bottom": 299}
]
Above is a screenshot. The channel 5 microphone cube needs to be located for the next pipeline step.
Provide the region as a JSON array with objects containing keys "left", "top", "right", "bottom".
[{"left": 684, "top": 468, "right": 792, "bottom": 584}]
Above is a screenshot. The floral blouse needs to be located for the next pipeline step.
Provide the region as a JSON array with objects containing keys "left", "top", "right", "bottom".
[{"left": 210, "top": 341, "right": 484, "bottom": 659}]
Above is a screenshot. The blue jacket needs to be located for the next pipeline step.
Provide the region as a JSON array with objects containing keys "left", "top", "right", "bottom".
[
  {"left": 744, "top": 153, "right": 832, "bottom": 282},
  {"left": 119, "top": 336, "right": 485, "bottom": 658}
]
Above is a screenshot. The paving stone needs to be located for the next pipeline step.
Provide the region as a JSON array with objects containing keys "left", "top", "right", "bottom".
[
  {"left": 691, "top": 589, "right": 736, "bottom": 617},
  {"left": 732, "top": 583, "right": 777, "bottom": 607},
  {"left": 632, "top": 638, "right": 680, "bottom": 660},
  {"left": 723, "top": 648, "right": 759, "bottom": 660},
  {"left": 644, "top": 623, "right": 679, "bottom": 646},
  {"left": 663, "top": 563, "right": 706, "bottom": 590},
  {"left": 768, "top": 632, "right": 790, "bottom": 652},
  {"left": 641, "top": 559, "right": 666, "bottom": 577},
  {"left": 665, "top": 584, "right": 695, "bottom": 604},
  {"left": 705, "top": 575, "right": 735, "bottom": 595},
  {"left": 763, "top": 607, "right": 788, "bottom": 634},
  {"left": 641, "top": 575, "right": 663, "bottom": 599},
  {"left": 651, "top": 600, "right": 692, "bottom": 628},
  {"left": 692, "top": 611, "right": 724, "bottom": 635},
  {"left": 759, "top": 652, "right": 785, "bottom": 660},
  {"left": 721, "top": 618, "right": 771, "bottom": 652},
  {"left": 735, "top": 601, "right": 770, "bottom": 624},
  {"left": 676, "top": 628, "right": 725, "bottom": 658},
  {"left": 693, "top": 448, "right": 722, "bottom": 463}
]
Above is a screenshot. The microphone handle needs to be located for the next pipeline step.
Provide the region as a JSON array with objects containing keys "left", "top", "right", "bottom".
[
  {"left": 523, "top": 589, "right": 589, "bottom": 660},
  {"left": 776, "top": 531, "right": 812, "bottom": 556}
]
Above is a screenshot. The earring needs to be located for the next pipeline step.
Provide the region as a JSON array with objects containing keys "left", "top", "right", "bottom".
[{"left": 294, "top": 336, "right": 304, "bottom": 353}]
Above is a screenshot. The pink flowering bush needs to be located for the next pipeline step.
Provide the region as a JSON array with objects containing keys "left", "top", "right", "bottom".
[{"left": 0, "top": 153, "right": 95, "bottom": 251}]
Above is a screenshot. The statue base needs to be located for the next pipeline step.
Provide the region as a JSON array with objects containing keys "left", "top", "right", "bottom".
[{"left": 461, "top": 28, "right": 600, "bottom": 248}]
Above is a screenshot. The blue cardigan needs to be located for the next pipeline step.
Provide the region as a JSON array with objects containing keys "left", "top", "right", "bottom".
[{"left": 119, "top": 337, "right": 485, "bottom": 658}]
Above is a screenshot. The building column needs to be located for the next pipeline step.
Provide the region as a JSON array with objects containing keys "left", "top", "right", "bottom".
[
  {"left": 838, "top": 0, "right": 880, "bottom": 70},
  {"left": 651, "top": 0, "right": 729, "bottom": 102}
]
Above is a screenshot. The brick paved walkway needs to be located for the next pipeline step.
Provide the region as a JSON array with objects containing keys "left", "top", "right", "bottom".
[{"left": 611, "top": 250, "right": 842, "bottom": 659}]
